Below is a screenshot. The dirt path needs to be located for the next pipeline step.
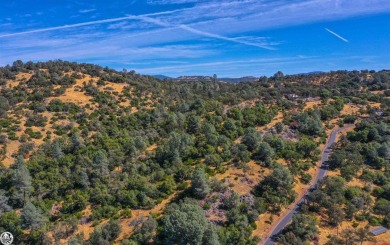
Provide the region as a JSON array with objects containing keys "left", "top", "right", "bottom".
[{"left": 261, "top": 125, "right": 354, "bottom": 245}]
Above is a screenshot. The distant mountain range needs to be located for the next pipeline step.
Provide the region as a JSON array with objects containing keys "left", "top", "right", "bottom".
[
  {"left": 151, "top": 71, "right": 328, "bottom": 83},
  {"left": 151, "top": 75, "right": 259, "bottom": 83},
  {"left": 219, "top": 76, "right": 259, "bottom": 83},
  {"left": 151, "top": 75, "right": 173, "bottom": 80}
]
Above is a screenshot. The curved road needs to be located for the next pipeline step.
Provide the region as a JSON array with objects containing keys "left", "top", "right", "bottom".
[{"left": 263, "top": 125, "right": 354, "bottom": 245}]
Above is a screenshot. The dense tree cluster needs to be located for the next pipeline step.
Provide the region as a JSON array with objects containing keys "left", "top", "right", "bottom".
[{"left": 0, "top": 61, "right": 389, "bottom": 244}]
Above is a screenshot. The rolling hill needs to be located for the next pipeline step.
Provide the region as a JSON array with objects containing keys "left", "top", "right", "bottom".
[{"left": 0, "top": 61, "right": 389, "bottom": 244}]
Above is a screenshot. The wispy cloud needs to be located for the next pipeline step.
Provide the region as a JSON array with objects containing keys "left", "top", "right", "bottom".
[
  {"left": 133, "top": 15, "right": 278, "bottom": 50},
  {"left": 79, "top": 9, "right": 96, "bottom": 14},
  {"left": 147, "top": 0, "right": 198, "bottom": 4},
  {"left": 134, "top": 55, "right": 385, "bottom": 76},
  {"left": 2, "top": 0, "right": 389, "bottom": 40},
  {"left": 135, "top": 56, "right": 315, "bottom": 73},
  {"left": 0, "top": 40, "right": 215, "bottom": 65},
  {"left": 0, "top": 16, "right": 133, "bottom": 38},
  {"left": 325, "top": 28, "right": 349, "bottom": 42},
  {"left": 0, "top": 6, "right": 278, "bottom": 50},
  {"left": 0, "top": 9, "right": 189, "bottom": 38},
  {"left": 0, "top": 23, "right": 12, "bottom": 27}
]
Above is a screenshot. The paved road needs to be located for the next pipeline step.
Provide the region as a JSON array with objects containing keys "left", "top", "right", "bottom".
[{"left": 263, "top": 125, "right": 354, "bottom": 245}]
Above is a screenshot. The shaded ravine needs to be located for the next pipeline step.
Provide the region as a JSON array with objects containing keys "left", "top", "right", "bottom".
[{"left": 262, "top": 125, "right": 354, "bottom": 245}]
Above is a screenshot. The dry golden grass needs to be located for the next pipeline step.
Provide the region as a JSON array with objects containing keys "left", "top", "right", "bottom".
[
  {"left": 2, "top": 140, "right": 21, "bottom": 167},
  {"left": 304, "top": 100, "right": 322, "bottom": 110},
  {"left": 114, "top": 193, "right": 177, "bottom": 244},
  {"left": 341, "top": 104, "right": 361, "bottom": 115},
  {"left": 223, "top": 98, "right": 262, "bottom": 113},
  {"left": 276, "top": 158, "right": 288, "bottom": 166},
  {"left": 1, "top": 109, "right": 64, "bottom": 167},
  {"left": 101, "top": 83, "right": 129, "bottom": 94},
  {"left": 369, "top": 232, "right": 390, "bottom": 245},
  {"left": 130, "top": 107, "right": 139, "bottom": 113},
  {"left": 6, "top": 72, "right": 33, "bottom": 88},
  {"left": 335, "top": 125, "right": 355, "bottom": 142},
  {"left": 217, "top": 161, "right": 267, "bottom": 195},
  {"left": 328, "top": 169, "right": 370, "bottom": 188},
  {"left": 234, "top": 136, "right": 243, "bottom": 144},
  {"left": 318, "top": 220, "right": 390, "bottom": 245},
  {"left": 145, "top": 144, "right": 157, "bottom": 152},
  {"left": 256, "top": 111, "right": 283, "bottom": 131},
  {"left": 370, "top": 90, "right": 385, "bottom": 95},
  {"left": 369, "top": 102, "right": 382, "bottom": 109},
  {"left": 63, "top": 192, "right": 178, "bottom": 244},
  {"left": 60, "top": 206, "right": 97, "bottom": 242},
  {"left": 54, "top": 76, "right": 95, "bottom": 106},
  {"left": 47, "top": 72, "right": 133, "bottom": 110},
  {"left": 254, "top": 210, "right": 287, "bottom": 241},
  {"left": 119, "top": 100, "right": 131, "bottom": 107}
]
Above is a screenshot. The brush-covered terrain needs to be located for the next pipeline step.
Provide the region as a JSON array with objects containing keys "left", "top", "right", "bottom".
[{"left": 0, "top": 60, "right": 389, "bottom": 245}]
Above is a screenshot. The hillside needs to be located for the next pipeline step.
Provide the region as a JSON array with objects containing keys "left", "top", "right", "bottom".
[{"left": 0, "top": 61, "right": 389, "bottom": 245}]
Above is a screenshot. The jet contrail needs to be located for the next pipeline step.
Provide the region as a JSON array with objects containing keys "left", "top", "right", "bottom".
[
  {"left": 178, "top": 24, "right": 275, "bottom": 50},
  {"left": 325, "top": 28, "right": 349, "bottom": 43},
  {"left": 0, "top": 7, "right": 275, "bottom": 50},
  {"left": 0, "top": 9, "right": 189, "bottom": 38},
  {"left": 133, "top": 15, "right": 275, "bottom": 50}
]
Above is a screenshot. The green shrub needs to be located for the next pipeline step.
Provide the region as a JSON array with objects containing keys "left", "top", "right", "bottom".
[
  {"left": 368, "top": 216, "right": 381, "bottom": 226},
  {"left": 300, "top": 172, "right": 312, "bottom": 184}
]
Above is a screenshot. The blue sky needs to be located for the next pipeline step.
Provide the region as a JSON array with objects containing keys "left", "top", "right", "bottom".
[{"left": 0, "top": 0, "right": 389, "bottom": 77}]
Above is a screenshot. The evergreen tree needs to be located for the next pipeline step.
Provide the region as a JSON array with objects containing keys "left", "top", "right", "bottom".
[
  {"left": 203, "top": 223, "right": 220, "bottom": 245},
  {"left": 340, "top": 228, "right": 358, "bottom": 245},
  {"left": 191, "top": 169, "right": 210, "bottom": 199},
  {"left": 21, "top": 202, "right": 47, "bottom": 230},
  {"left": 71, "top": 133, "right": 84, "bottom": 150},
  {"left": 281, "top": 214, "right": 319, "bottom": 241},
  {"left": 355, "top": 227, "right": 375, "bottom": 245},
  {"left": 88, "top": 226, "right": 108, "bottom": 245},
  {"left": 328, "top": 204, "right": 345, "bottom": 228},
  {"left": 132, "top": 216, "right": 157, "bottom": 244},
  {"left": 325, "top": 235, "right": 344, "bottom": 245},
  {"left": 253, "top": 142, "right": 274, "bottom": 166},
  {"left": 242, "top": 127, "right": 261, "bottom": 151},
  {"left": 11, "top": 156, "right": 32, "bottom": 207},
  {"left": 0, "top": 190, "right": 12, "bottom": 216},
  {"left": 93, "top": 150, "right": 109, "bottom": 176},
  {"left": 277, "top": 231, "right": 304, "bottom": 245},
  {"left": 378, "top": 141, "right": 390, "bottom": 159},
  {"left": 52, "top": 141, "right": 64, "bottom": 160},
  {"left": 163, "top": 203, "right": 209, "bottom": 245},
  {"left": 88, "top": 220, "right": 121, "bottom": 244},
  {"left": 254, "top": 164, "right": 296, "bottom": 208}
]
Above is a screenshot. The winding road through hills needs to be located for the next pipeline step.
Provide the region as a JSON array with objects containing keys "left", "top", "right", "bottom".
[{"left": 262, "top": 125, "right": 354, "bottom": 245}]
